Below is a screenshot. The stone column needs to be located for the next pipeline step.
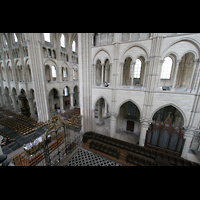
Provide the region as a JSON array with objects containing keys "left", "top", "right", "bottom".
[
  {"left": 11, "top": 94, "right": 19, "bottom": 113},
  {"left": 119, "top": 62, "right": 124, "bottom": 86},
  {"left": 192, "top": 60, "right": 200, "bottom": 93},
  {"left": 27, "top": 97, "right": 37, "bottom": 119},
  {"left": 171, "top": 59, "right": 181, "bottom": 90},
  {"left": 0, "top": 93, "right": 4, "bottom": 107},
  {"left": 0, "top": 135, "right": 3, "bottom": 155},
  {"left": 187, "top": 59, "right": 198, "bottom": 92},
  {"left": 131, "top": 61, "right": 135, "bottom": 86},
  {"left": 58, "top": 95, "right": 64, "bottom": 113},
  {"left": 105, "top": 65, "right": 108, "bottom": 83},
  {"left": 109, "top": 63, "right": 113, "bottom": 87},
  {"left": 101, "top": 63, "right": 104, "bottom": 86},
  {"left": 5, "top": 94, "right": 12, "bottom": 109},
  {"left": 156, "top": 60, "right": 164, "bottom": 90},
  {"left": 139, "top": 119, "right": 151, "bottom": 146},
  {"left": 143, "top": 60, "right": 150, "bottom": 88},
  {"left": 181, "top": 128, "right": 194, "bottom": 158},
  {"left": 103, "top": 101, "right": 108, "bottom": 117},
  {"left": 70, "top": 92, "right": 74, "bottom": 109},
  {"left": 110, "top": 112, "right": 117, "bottom": 137},
  {"left": 93, "top": 64, "right": 96, "bottom": 86},
  {"left": 78, "top": 33, "right": 93, "bottom": 133},
  {"left": 25, "top": 33, "right": 50, "bottom": 122},
  {"left": 97, "top": 99, "right": 104, "bottom": 125}
]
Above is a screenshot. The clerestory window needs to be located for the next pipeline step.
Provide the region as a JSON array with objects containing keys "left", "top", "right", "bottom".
[
  {"left": 14, "top": 33, "right": 18, "bottom": 42},
  {"left": 44, "top": 33, "right": 51, "bottom": 43},
  {"left": 61, "top": 34, "right": 65, "bottom": 48},
  {"left": 72, "top": 41, "right": 76, "bottom": 52}
]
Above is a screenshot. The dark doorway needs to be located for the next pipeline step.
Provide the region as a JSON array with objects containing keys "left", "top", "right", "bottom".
[{"left": 126, "top": 120, "right": 134, "bottom": 132}]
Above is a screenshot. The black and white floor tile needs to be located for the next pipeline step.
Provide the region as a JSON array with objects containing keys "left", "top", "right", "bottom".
[{"left": 65, "top": 147, "right": 121, "bottom": 166}]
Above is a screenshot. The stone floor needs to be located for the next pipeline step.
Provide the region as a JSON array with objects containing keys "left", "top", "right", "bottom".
[
  {"left": 1, "top": 124, "right": 47, "bottom": 156},
  {"left": 94, "top": 115, "right": 139, "bottom": 145},
  {"left": 64, "top": 146, "right": 122, "bottom": 166}
]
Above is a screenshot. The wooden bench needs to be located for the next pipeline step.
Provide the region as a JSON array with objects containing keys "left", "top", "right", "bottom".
[
  {"left": 89, "top": 140, "right": 119, "bottom": 159},
  {"left": 29, "top": 153, "right": 44, "bottom": 166}
]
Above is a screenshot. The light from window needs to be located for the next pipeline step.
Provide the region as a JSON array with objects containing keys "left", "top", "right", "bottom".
[
  {"left": 14, "top": 33, "right": 18, "bottom": 42},
  {"left": 52, "top": 66, "right": 56, "bottom": 77},
  {"left": 134, "top": 59, "right": 142, "bottom": 78},
  {"left": 64, "top": 87, "right": 68, "bottom": 96},
  {"left": 160, "top": 57, "right": 173, "bottom": 79},
  {"left": 61, "top": 34, "right": 65, "bottom": 48},
  {"left": 44, "top": 33, "right": 50, "bottom": 42},
  {"left": 63, "top": 68, "right": 67, "bottom": 77},
  {"left": 72, "top": 41, "right": 76, "bottom": 52}
]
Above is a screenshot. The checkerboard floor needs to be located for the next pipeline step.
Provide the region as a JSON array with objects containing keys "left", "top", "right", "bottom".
[{"left": 65, "top": 147, "right": 121, "bottom": 166}]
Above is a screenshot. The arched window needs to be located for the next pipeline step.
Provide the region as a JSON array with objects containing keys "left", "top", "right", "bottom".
[
  {"left": 64, "top": 87, "right": 68, "bottom": 96},
  {"left": 134, "top": 59, "right": 142, "bottom": 78},
  {"left": 72, "top": 41, "right": 76, "bottom": 52},
  {"left": 52, "top": 66, "right": 56, "bottom": 77},
  {"left": 14, "top": 33, "right": 18, "bottom": 43},
  {"left": 63, "top": 68, "right": 67, "bottom": 78},
  {"left": 44, "top": 33, "right": 51, "bottom": 42},
  {"left": 160, "top": 57, "right": 173, "bottom": 79},
  {"left": 60, "top": 34, "right": 65, "bottom": 48}
]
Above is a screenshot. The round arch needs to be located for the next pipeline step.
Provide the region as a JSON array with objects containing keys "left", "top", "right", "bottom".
[
  {"left": 161, "top": 37, "right": 200, "bottom": 60},
  {"left": 151, "top": 103, "right": 187, "bottom": 126},
  {"left": 123, "top": 55, "right": 134, "bottom": 63},
  {"left": 120, "top": 43, "right": 149, "bottom": 63},
  {"left": 44, "top": 59, "right": 57, "bottom": 67},
  {"left": 161, "top": 51, "right": 180, "bottom": 61},
  {"left": 180, "top": 50, "right": 198, "bottom": 60},
  {"left": 103, "top": 57, "right": 111, "bottom": 64},
  {"left": 93, "top": 49, "right": 112, "bottom": 65}
]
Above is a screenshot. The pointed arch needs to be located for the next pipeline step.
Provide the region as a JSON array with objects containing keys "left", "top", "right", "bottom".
[
  {"left": 151, "top": 103, "right": 187, "bottom": 126},
  {"left": 116, "top": 99, "right": 142, "bottom": 116},
  {"left": 93, "top": 95, "right": 110, "bottom": 110}
]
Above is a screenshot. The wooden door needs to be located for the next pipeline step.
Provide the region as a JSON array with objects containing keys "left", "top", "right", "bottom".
[{"left": 127, "top": 120, "right": 134, "bottom": 132}]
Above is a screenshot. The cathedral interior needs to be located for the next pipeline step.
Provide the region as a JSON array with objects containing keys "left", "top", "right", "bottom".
[{"left": 0, "top": 33, "right": 200, "bottom": 166}]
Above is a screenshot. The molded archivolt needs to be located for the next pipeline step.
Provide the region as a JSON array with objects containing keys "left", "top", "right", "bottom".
[
  {"left": 161, "top": 38, "right": 200, "bottom": 61},
  {"left": 151, "top": 103, "right": 187, "bottom": 126},
  {"left": 93, "top": 49, "right": 112, "bottom": 64},
  {"left": 44, "top": 59, "right": 57, "bottom": 67},
  {"left": 116, "top": 99, "right": 142, "bottom": 117},
  {"left": 120, "top": 44, "right": 149, "bottom": 62}
]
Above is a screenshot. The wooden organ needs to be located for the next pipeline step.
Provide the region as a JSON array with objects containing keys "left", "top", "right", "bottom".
[{"left": 145, "top": 115, "right": 185, "bottom": 157}]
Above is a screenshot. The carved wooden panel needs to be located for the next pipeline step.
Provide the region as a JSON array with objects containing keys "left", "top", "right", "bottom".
[
  {"left": 168, "top": 133, "right": 178, "bottom": 151},
  {"left": 145, "top": 114, "right": 185, "bottom": 156},
  {"left": 151, "top": 129, "right": 159, "bottom": 146},
  {"left": 158, "top": 129, "right": 170, "bottom": 149}
]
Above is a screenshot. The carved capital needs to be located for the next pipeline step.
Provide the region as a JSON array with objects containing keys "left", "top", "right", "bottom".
[{"left": 110, "top": 112, "right": 118, "bottom": 118}]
